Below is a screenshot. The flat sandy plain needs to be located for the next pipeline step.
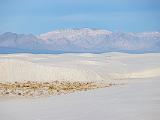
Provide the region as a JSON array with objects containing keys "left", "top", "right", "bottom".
[{"left": 0, "top": 52, "right": 160, "bottom": 120}]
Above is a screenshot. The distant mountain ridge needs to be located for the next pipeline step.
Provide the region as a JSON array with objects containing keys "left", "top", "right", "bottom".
[{"left": 0, "top": 28, "right": 160, "bottom": 53}]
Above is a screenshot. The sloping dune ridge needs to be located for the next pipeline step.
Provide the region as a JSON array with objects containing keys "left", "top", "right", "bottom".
[
  {"left": 0, "top": 60, "right": 102, "bottom": 82},
  {"left": 0, "top": 52, "right": 160, "bottom": 83}
]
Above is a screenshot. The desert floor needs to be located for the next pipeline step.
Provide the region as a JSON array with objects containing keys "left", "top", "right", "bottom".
[{"left": 0, "top": 52, "right": 160, "bottom": 120}]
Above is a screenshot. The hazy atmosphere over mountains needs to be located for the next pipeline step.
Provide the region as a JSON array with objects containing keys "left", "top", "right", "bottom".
[{"left": 0, "top": 28, "right": 160, "bottom": 54}]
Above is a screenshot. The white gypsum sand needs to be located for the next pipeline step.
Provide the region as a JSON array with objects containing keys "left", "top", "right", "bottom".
[
  {"left": 0, "top": 52, "right": 160, "bottom": 120},
  {"left": 0, "top": 78, "right": 160, "bottom": 120},
  {"left": 0, "top": 52, "right": 160, "bottom": 82}
]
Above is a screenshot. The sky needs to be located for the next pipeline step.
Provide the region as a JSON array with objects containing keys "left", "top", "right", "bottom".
[{"left": 0, "top": 0, "right": 160, "bottom": 34}]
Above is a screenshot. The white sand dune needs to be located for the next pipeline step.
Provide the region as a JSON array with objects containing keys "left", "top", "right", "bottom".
[
  {"left": 108, "top": 68, "right": 160, "bottom": 79},
  {"left": 0, "top": 52, "right": 160, "bottom": 120},
  {"left": 0, "top": 59, "right": 102, "bottom": 82},
  {"left": 0, "top": 52, "right": 160, "bottom": 82}
]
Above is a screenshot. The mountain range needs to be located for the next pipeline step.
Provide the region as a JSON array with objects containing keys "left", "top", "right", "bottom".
[{"left": 0, "top": 28, "right": 160, "bottom": 53}]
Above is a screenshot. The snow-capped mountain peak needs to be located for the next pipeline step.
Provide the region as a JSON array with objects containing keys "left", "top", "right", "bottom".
[{"left": 39, "top": 28, "right": 112, "bottom": 40}]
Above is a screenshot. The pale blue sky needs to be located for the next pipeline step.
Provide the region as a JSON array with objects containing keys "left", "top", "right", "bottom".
[{"left": 0, "top": 0, "right": 160, "bottom": 34}]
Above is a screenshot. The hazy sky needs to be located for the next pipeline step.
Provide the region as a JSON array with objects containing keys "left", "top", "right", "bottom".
[{"left": 0, "top": 0, "right": 160, "bottom": 34}]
